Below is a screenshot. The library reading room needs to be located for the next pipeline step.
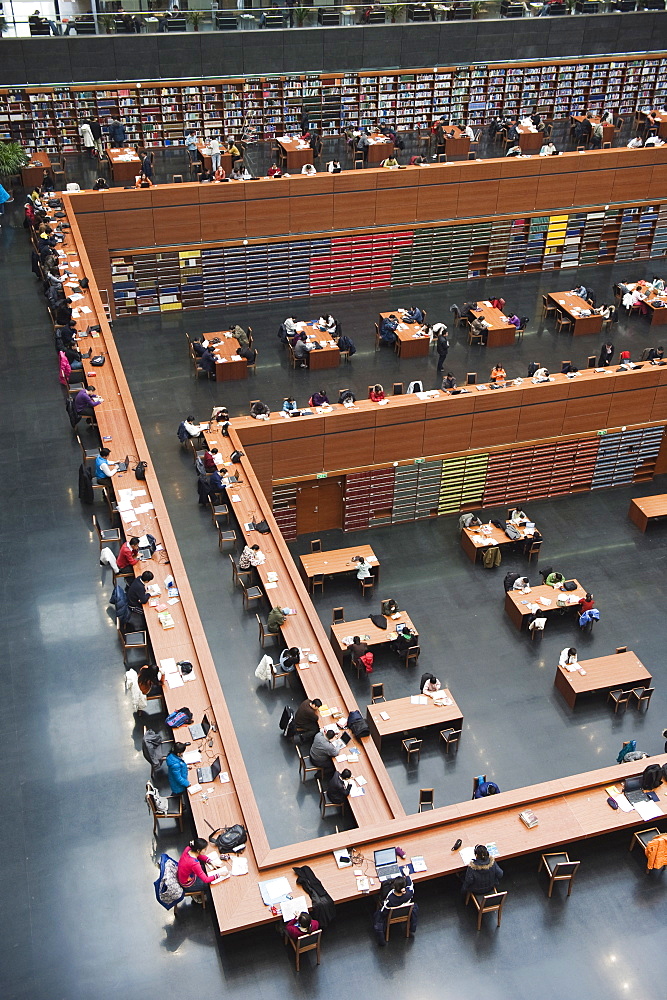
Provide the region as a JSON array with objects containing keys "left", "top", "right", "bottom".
[{"left": 2, "top": 8, "right": 667, "bottom": 1000}]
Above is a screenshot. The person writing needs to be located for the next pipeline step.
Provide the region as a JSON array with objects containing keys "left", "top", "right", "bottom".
[
  {"left": 239, "top": 542, "right": 265, "bottom": 569},
  {"left": 369, "top": 384, "right": 385, "bottom": 402},
  {"left": 126, "top": 570, "right": 154, "bottom": 616},
  {"left": 379, "top": 314, "right": 399, "bottom": 345},
  {"left": 532, "top": 367, "right": 550, "bottom": 382},
  {"left": 461, "top": 845, "right": 503, "bottom": 896},
  {"left": 310, "top": 389, "right": 330, "bottom": 407},
  {"left": 512, "top": 576, "right": 530, "bottom": 592},
  {"left": 166, "top": 741, "right": 190, "bottom": 795},
  {"left": 559, "top": 647, "right": 585, "bottom": 675},
  {"left": 283, "top": 396, "right": 297, "bottom": 412},
  {"left": 348, "top": 636, "right": 369, "bottom": 662},
  {"left": 326, "top": 768, "right": 353, "bottom": 804},
  {"left": 74, "top": 386, "right": 103, "bottom": 419},
  {"left": 545, "top": 571, "right": 564, "bottom": 588},
  {"left": 382, "top": 155, "right": 399, "bottom": 169},
  {"left": 250, "top": 400, "right": 270, "bottom": 419},
  {"left": 177, "top": 838, "right": 218, "bottom": 892},
  {"left": 490, "top": 364, "right": 506, "bottom": 384},
  {"left": 279, "top": 646, "right": 301, "bottom": 673},
  {"left": 117, "top": 536, "right": 140, "bottom": 571},
  {"left": 285, "top": 912, "right": 320, "bottom": 940},
  {"left": 203, "top": 447, "right": 219, "bottom": 472},
  {"left": 442, "top": 372, "right": 457, "bottom": 391},
  {"left": 420, "top": 673, "right": 441, "bottom": 696}
]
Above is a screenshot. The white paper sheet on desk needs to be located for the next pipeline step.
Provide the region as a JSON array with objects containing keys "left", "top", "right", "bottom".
[
  {"left": 539, "top": 597, "right": 552, "bottom": 606},
  {"left": 166, "top": 673, "right": 184, "bottom": 689},
  {"left": 79, "top": 306, "right": 92, "bottom": 314},
  {"left": 265, "top": 582, "right": 278, "bottom": 590},
  {"left": 167, "top": 597, "right": 180, "bottom": 605},
  {"left": 160, "top": 657, "right": 177, "bottom": 673},
  {"left": 231, "top": 495, "right": 242, "bottom": 503},
  {"left": 280, "top": 895, "right": 308, "bottom": 922},
  {"left": 188, "top": 783, "right": 201, "bottom": 795},
  {"left": 459, "top": 846, "right": 476, "bottom": 865},
  {"left": 349, "top": 785, "right": 365, "bottom": 797},
  {"left": 117, "top": 498, "right": 134, "bottom": 511},
  {"left": 135, "top": 503, "right": 154, "bottom": 513},
  {"left": 183, "top": 750, "right": 201, "bottom": 764},
  {"left": 69, "top": 292, "right": 84, "bottom": 301},
  {"left": 411, "top": 695, "right": 428, "bottom": 705},
  {"left": 634, "top": 799, "right": 663, "bottom": 821},
  {"left": 120, "top": 511, "right": 139, "bottom": 524}
]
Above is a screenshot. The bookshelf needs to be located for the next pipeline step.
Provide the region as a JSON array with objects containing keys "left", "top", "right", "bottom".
[
  {"left": 328, "top": 426, "right": 666, "bottom": 532},
  {"left": 1, "top": 54, "right": 666, "bottom": 154},
  {"left": 108, "top": 200, "right": 667, "bottom": 316}
]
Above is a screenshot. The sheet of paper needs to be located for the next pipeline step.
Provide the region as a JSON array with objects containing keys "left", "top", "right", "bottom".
[
  {"left": 634, "top": 799, "right": 664, "bottom": 821},
  {"left": 411, "top": 856, "right": 427, "bottom": 872},
  {"left": 188, "top": 783, "right": 201, "bottom": 795},
  {"left": 280, "top": 896, "right": 308, "bottom": 923},
  {"left": 160, "top": 657, "right": 177, "bottom": 673},
  {"left": 355, "top": 775, "right": 367, "bottom": 786},
  {"left": 410, "top": 695, "right": 428, "bottom": 705},
  {"left": 165, "top": 673, "right": 184, "bottom": 689},
  {"left": 183, "top": 750, "right": 202, "bottom": 764},
  {"left": 231, "top": 856, "right": 249, "bottom": 876},
  {"left": 265, "top": 582, "right": 278, "bottom": 590},
  {"left": 459, "top": 846, "right": 475, "bottom": 865},
  {"left": 349, "top": 785, "right": 365, "bottom": 797}
]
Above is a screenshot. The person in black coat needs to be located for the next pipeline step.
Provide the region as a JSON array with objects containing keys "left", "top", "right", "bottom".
[
  {"left": 598, "top": 341, "right": 614, "bottom": 366},
  {"left": 461, "top": 845, "right": 504, "bottom": 896},
  {"left": 326, "top": 768, "right": 352, "bottom": 804}
]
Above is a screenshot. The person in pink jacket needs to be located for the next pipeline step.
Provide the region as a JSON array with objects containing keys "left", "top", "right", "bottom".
[
  {"left": 285, "top": 911, "right": 319, "bottom": 940},
  {"left": 58, "top": 350, "right": 71, "bottom": 394}
]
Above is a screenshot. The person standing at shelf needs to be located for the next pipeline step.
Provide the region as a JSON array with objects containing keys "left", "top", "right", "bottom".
[
  {"left": 185, "top": 130, "right": 199, "bottom": 163},
  {"left": 79, "top": 120, "right": 96, "bottom": 159},
  {"left": 108, "top": 117, "right": 127, "bottom": 148},
  {"left": 87, "top": 118, "right": 105, "bottom": 159}
]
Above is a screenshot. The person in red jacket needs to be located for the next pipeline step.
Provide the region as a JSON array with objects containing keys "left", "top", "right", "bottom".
[
  {"left": 579, "top": 592, "right": 595, "bottom": 613},
  {"left": 369, "top": 384, "right": 385, "bottom": 402},
  {"left": 117, "top": 536, "right": 140, "bottom": 570},
  {"left": 285, "top": 911, "right": 319, "bottom": 940},
  {"left": 177, "top": 838, "right": 217, "bottom": 892}
]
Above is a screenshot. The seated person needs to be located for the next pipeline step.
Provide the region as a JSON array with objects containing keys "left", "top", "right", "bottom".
[
  {"left": 351, "top": 555, "right": 372, "bottom": 579},
  {"left": 250, "top": 400, "right": 270, "bottom": 419},
  {"left": 93, "top": 177, "right": 109, "bottom": 190},
  {"left": 420, "top": 673, "right": 441, "bottom": 696},
  {"left": 126, "top": 570, "right": 154, "bottom": 615},
  {"left": 505, "top": 144, "right": 522, "bottom": 157},
  {"left": 267, "top": 163, "right": 283, "bottom": 177},
  {"left": 382, "top": 155, "right": 399, "bottom": 169},
  {"left": 214, "top": 165, "right": 226, "bottom": 182},
  {"left": 238, "top": 345, "right": 257, "bottom": 364},
  {"left": 490, "top": 364, "right": 506, "bottom": 384},
  {"left": 308, "top": 728, "right": 339, "bottom": 779},
  {"left": 578, "top": 592, "right": 595, "bottom": 612},
  {"left": 461, "top": 845, "right": 503, "bottom": 895},
  {"left": 404, "top": 305, "right": 424, "bottom": 324},
  {"left": 391, "top": 625, "right": 418, "bottom": 656},
  {"left": 645, "top": 135, "right": 665, "bottom": 147},
  {"left": 198, "top": 169, "right": 215, "bottom": 183},
  {"left": 327, "top": 160, "right": 342, "bottom": 173},
  {"left": 379, "top": 314, "right": 399, "bottom": 344},
  {"left": 509, "top": 508, "right": 528, "bottom": 523},
  {"left": 282, "top": 396, "right": 297, "bottom": 412},
  {"left": 339, "top": 389, "right": 356, "bottom": 405},
  {"left": 540, "top": 141, "right": 557, "bottom": 156},
  {"left": 284, "top": 315, "right": 299, "bottom": 337},
  {"left": 230, "top": 161, "right": 250, "bottom": 180},
  {"left": 545, "top": 571, "right": 564, "bottom": 588},
  {"left": 348, "top": 636, "right": 369, "bottom": 662},
  {"left": 507, "top": 314, "right": 521, "bottom": 329},
  {"left": 117, "top": 536, "right": 140, "bottom": 571},
  {"left": 286, "top": 912, "right": 320, "bottom": 940},
  {"left": 326, "top": 768, "right": 353, "bottom": 804},
  {"left": 203, "top": 447, "right": 219, "bottom": 472},
  {"left": 470, "top": 316, "right": 488, "bottom": 341},
  {"left": 512, "top": 575, "right": 530, "bottom": 592},
  {"left": 441, "top": 372, "right": 457, "bottom": 390},
  {"left": 294, "top": 333, "right": 314, "bottom": 366},
  {"left": 460, "top": 122, "right": 475, "bottom": 140},
  {"left": 176, "top": 838, "right": 218, "bottom": 892},
  {"left": 369, "top": 383, "right": 385, "bottom": 402},
  {"left": 74, "top": 386, "right": 102, "bottom": 418},
  {"left": 94, "top": 447, "right": 118, "bottom": 484},
  {"left": 558, "top": 647, "right": 579, "bottom": 672},
  {"left": 532, "top": 367, "right": 550, "bottom": 382},
  {"left": 294, "top": 697, "right": 322, "bottom": 738},
  {"left": 301, "top": 163, "right": 317, "bottom": 175},
  {"left": 309, "top": 388, "right": 330, "bottom": 407},
  {"left": 279, "top": 646, "right": 301, "bottom": 673},
  {"left": 199, "top": 346, "right": 217, "bottom": 375},
  {"left": 180, "top": 415, "right": 203, "bottom": 439},
  {"left": 627, "top": 136, "right": 643, "bottom": 149}
]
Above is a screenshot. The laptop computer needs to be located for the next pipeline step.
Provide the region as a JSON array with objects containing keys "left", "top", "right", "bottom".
[
  {"left": 115, "top": 454, "right": 130, "bottom": 472},
  {"left": 189, "top": 713, "right": 211, "bottom": 741},
  {"left": 331, "top": 731, "right": 351, "bottom": 753},
  {"left": 137, "top": 547, "right": 152, "bottom": 561},
  {"left": 374, "top": 847, "right": 402, "bottom": 882},
  {"left": 197, "top": 756, "right": 222, "bottom": 784},
  {"left": 623, "top": 775, "right": 648, "bottom": 805}
]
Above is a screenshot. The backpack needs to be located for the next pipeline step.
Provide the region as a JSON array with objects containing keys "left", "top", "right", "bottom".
[
  {"left": 338, "top": 334, "right": 356, "bottom": 356},
  {"left": 210, "top": 824, "right": 247, "bottom": 851},
  {"left": 347, "top": 709, "right": 370, "bottom": 739},
  {"left": 504, "top": 572, "right": 520, "bottom": 592},
  {"left": 165, "top": 707, "right": 193, "bottom": 729},
  {"left": 176, "top": 421, "right": 189, "bottom": 443},
  {"left": 641, "top": 764, "right": 663, "bottom": 790},
  {"left": 146, "top": 781, "right": 169, "bottom": 815},
  {"left": 407, "top": 380, "right": 424, "bottom": 394},
  {"left": 279, "top": 705, "right": 295, "bottom": 737}
]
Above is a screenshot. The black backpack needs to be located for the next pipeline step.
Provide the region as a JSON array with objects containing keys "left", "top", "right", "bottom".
[
  {"left": 347, "top": 709, "right": 370, "bottom": 739},
  {"left": 642, "top": 764, "right": 663, "bottom": 790},
  {"left": 210, "top": 824, "right": 247, "bottom": 851}
]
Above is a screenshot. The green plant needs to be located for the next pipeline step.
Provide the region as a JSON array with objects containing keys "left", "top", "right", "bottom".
[
  {"left": 0, "top": 141, "right": 29, "bottom": 178},
  {"left": 293, "top": 4, "right": 311, "bottom": 25},
  {"left": 383, "top": 3, "right": 406, "bottom": 21},
  {"left": 98, "top": 12, "right": 115, "bottom": 33},
  {"left": 186, "top": 9, "right": 205, "bottom": 30},
  {"left": 471, "top": 0, "right": 483, "bottom": 16}
]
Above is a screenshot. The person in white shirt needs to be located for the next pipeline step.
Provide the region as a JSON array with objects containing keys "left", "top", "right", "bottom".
[
  {"left": 627, "top": 136, "right": 643, "bottom": 148},
  {"left": 326, "top": 160, "right": 342, "bottom": 173},
  {"left": 460, "top": 123, "right": 475, "bottom": 139},
  {"left": 301, "top": 163, "right": 316, "bottom": 175},
  {"left": 351, "top": 555, "right": 372, "bottom": 580},
  {"left": 540, "top": 142, "right": 556, "bottom": 156},
  {"left": 512, "top": 576, "right": 530, "bottom": 592},
  {"left": 645, "top": 135, "right": 665, "bottom": 147},
  {"left": 208, "top": 136, "right": 221, "bottom": 172},
  {"left": 182, "top": 415, "right": 203, "bottom": 438},
  {"left": 559, "top": 647, "right": 585, "bottom": 674},
  {"left": 284, "top": 316, "right": 298, "bottom": 336},
  {"left": 239, "top": 543, "right": 265, "bottom": 569},
  {"left": 532, "top": 367, "right": 550, "bottom": 382},
  {"left": 420, "top": 673, "right": 441, "bottom": 696}
]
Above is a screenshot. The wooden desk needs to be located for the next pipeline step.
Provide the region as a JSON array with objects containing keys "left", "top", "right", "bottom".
[
  {"left": 554, "top": 650, "right": 651, "bottom": 709},
  {"left": 470, "top": 301, "right": 516, "bottom": 347},
  {"left": 460, "top": 520, "right": 538, "bottom": 563},
  {"left": 330, "top": 611, "right": 417, "bottom": 663},
  {"left": 299, "top": 544, "right": 379, "bottom": 583},
  {"left": 442, "top": 125, "right": 470, "bottom": 159},
  {"left": 366, "top": 689, "right": 463, "bottom": 749},
  {"left": 366, "top": 132, "right": 395, "bottom": 164},
  {"left": 504, "top": 580, "right": 586, "bottom": 630},
  {"left": 642, "top": 110, "right": 667, "bottom": 139},
  {"left": 547, "top": 291, "right": 603, "bottom": 336},
  {"left": 379, "top": 311, "right": 430, "bottom": 358},
  {"left": 626, "top": 283, "right": 667, "bottom": 326},
  {"left": 628, "top": 494, "right": 667, "bottom": 532},
  {"left": 106, "top": 146, "right": 141, "bottom": 183},
  {"left": 296, "top": 320, "right": 340, "bottom": 369},
  {"left": 21, "top": 150, "right": 52, "bottom": 188},
  {"left": 277, "top": 137, "right": 313, "bottom": 170},
  {"left": 517, "top": 125, "right": 543, "bottom": 152},
  {"left": 196, "top": 143, "right": 233, "bottom": 175},
  {"left": 207, "top": 330, "right": 247, "bottom": 381}
]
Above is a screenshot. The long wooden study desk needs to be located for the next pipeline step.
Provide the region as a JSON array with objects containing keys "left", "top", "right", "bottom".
[
  {"left": 505, "top": 580, "right": 587, "bottom": 630},
  {"left": 547, "top": 290, "right": 603, "bottom": 336},
  {"left": 554, "top": 650, "right": 651, "bottom": 709},
  {"left": 366, "top": 690, "right": 464, "bottom": 750},
  {"left": 299, "top": 544, "right": 379, "bottom": 584},
  {"left": 628, "top": 493, "right": 667, "bottom": 531}
]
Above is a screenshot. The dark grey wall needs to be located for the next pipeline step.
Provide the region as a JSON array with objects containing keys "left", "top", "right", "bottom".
[{"left": 1, "top": 13, "right": 665, "bottom": 86}]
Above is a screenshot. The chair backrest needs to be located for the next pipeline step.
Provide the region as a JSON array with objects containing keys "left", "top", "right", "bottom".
[
  {"left": 371, "top": 682, "right": 384, "bottom": 701},
  {"left": 419, "top": 788, "right": 434, "bottom": 806},
  {"left": 616, "top": 646, "right": 627, "bottom": 654},
  {"left": 311, "top": 538, "right": 322, "bottom": 552},
  {"left": 406, "top": 645, "right": 421, "bottom": 662},
  {"left": 480, "top": 891, "right": 507, "bottom": 911},
  {"left": 332, "top": 607, "right": 344, "bottom": 624},
  {"left": 386, "top": 902, "right": 413, "bottom": 925},
  {"left": 295, "top": 929, "right": 322, "bottom": 954},
  {"left": 552, "top": 860, "right": 580, "bottom": 878}
]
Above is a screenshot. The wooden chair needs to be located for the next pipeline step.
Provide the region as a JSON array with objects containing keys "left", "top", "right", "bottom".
[
  {"left": 217, "top": 526, "right": 237, "bottom": 551},
  {"left": 439, "top": 728, "right": 461, "bottom": 753},
  {"left": 295, "top": 744, "right": 321, "bottom": 782},
  {"left": 360, "top": 577, "right": 375, "bottom": 597},
  {"left": 240, "top": 577, "right": 263, "bottom": 611},
  {"left": 526, "top": 539, "right": 542, "bottom": 562},
  {"left": 311, "top": 538, "right": 322, "bottom": 552},
  {"left": 587, "top": 355, "right": 597, "bottom": 368},
  {"left": 286, "top": 928, "right": 322, "bottom": 971},
  {"left": 384, "top": 902, "right": 414, "bottom": 941},
  {"left": 630, "top": 686, "right": 654, "bottom": 711},
  {"left": 172, "top": 174, "right": 184, "bottom": 183},
  {"left": 472, "top": 774, "right": 487, "bottom": 799},
  {"left": 467, "top": 326, "right": 484, "bottom": 346},
  {"left": 270, "top": 660, "right": 291, "bottom": 689},
  {"left": 392, "top": 382, "right": 404, "bottom": 395},
  {"left": 374, "top": 323, "right": 381, "bottom": 351},
  {"left": 317, "top": 777, "right": 342, "bottom": 818},
  {"left": 418, "top": 788, "right": 434, "bottom": 812},
  {"left": 538, "top": 853, "right": 580, "bottom": 897},
  {"left": 117, "top": 623, "right": 149, "bottom": 666},
  {"left": 311, "top": 573, "right": 324, "bottom": 596},
  {"left": 332, "top": 607, "right": 344, "bottom": 625},
  {"left": 404, "top": 645, "right": 420, "bottom": 669},
  {"left": 77, "top": 433, "right": 99, "bottom": 465},
  {"left": 145, "top": 783, "right": 184, "bottom": 836},
  {"left": 555, "top": 310, "right": 573, "bottom": 334},
  {"left": 102, "top": 487, "right": 121, "bottom": 528},
  {"left": 402, "top": 738, "right": 422, "bottom": 763},
  {"left": 616, "top": 646, "right": 627, "bottom": 654},
  {"left": 371, "top": 683, "right": 385, "bottom": 703},
  {"left": 229, "top": 553, "right": 252, "bottom": 587},
  {"left": 629, "top": 827, "right": 662, "bottom": 869},
  {"left": 541, "top": 294, "right": 557, "bottom": 319},
  {"left": 287, "top": 343, "right": 299, "bottom": 369},
  {"left": 246, "top": 348, "right": 257, "bottom": 374},
  {"left": 466, "top": 890, "right": 507, "bottom": 930},
  {"left": 256, "top": 613, "right": 278, "bottom": 648},
  {"left": 209, "top": 497, "right": 229, "bottom": 527},
  {"left": 92, "top": 513, "right": 121, "bottom": 549},
  {"left": 607, "top": 688, "right": 632, "bottom": 713}
]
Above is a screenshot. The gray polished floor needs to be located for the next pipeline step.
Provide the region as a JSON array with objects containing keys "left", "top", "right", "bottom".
[{"left": 1, "top": 196, "right": 666, "bottom": 1000}]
